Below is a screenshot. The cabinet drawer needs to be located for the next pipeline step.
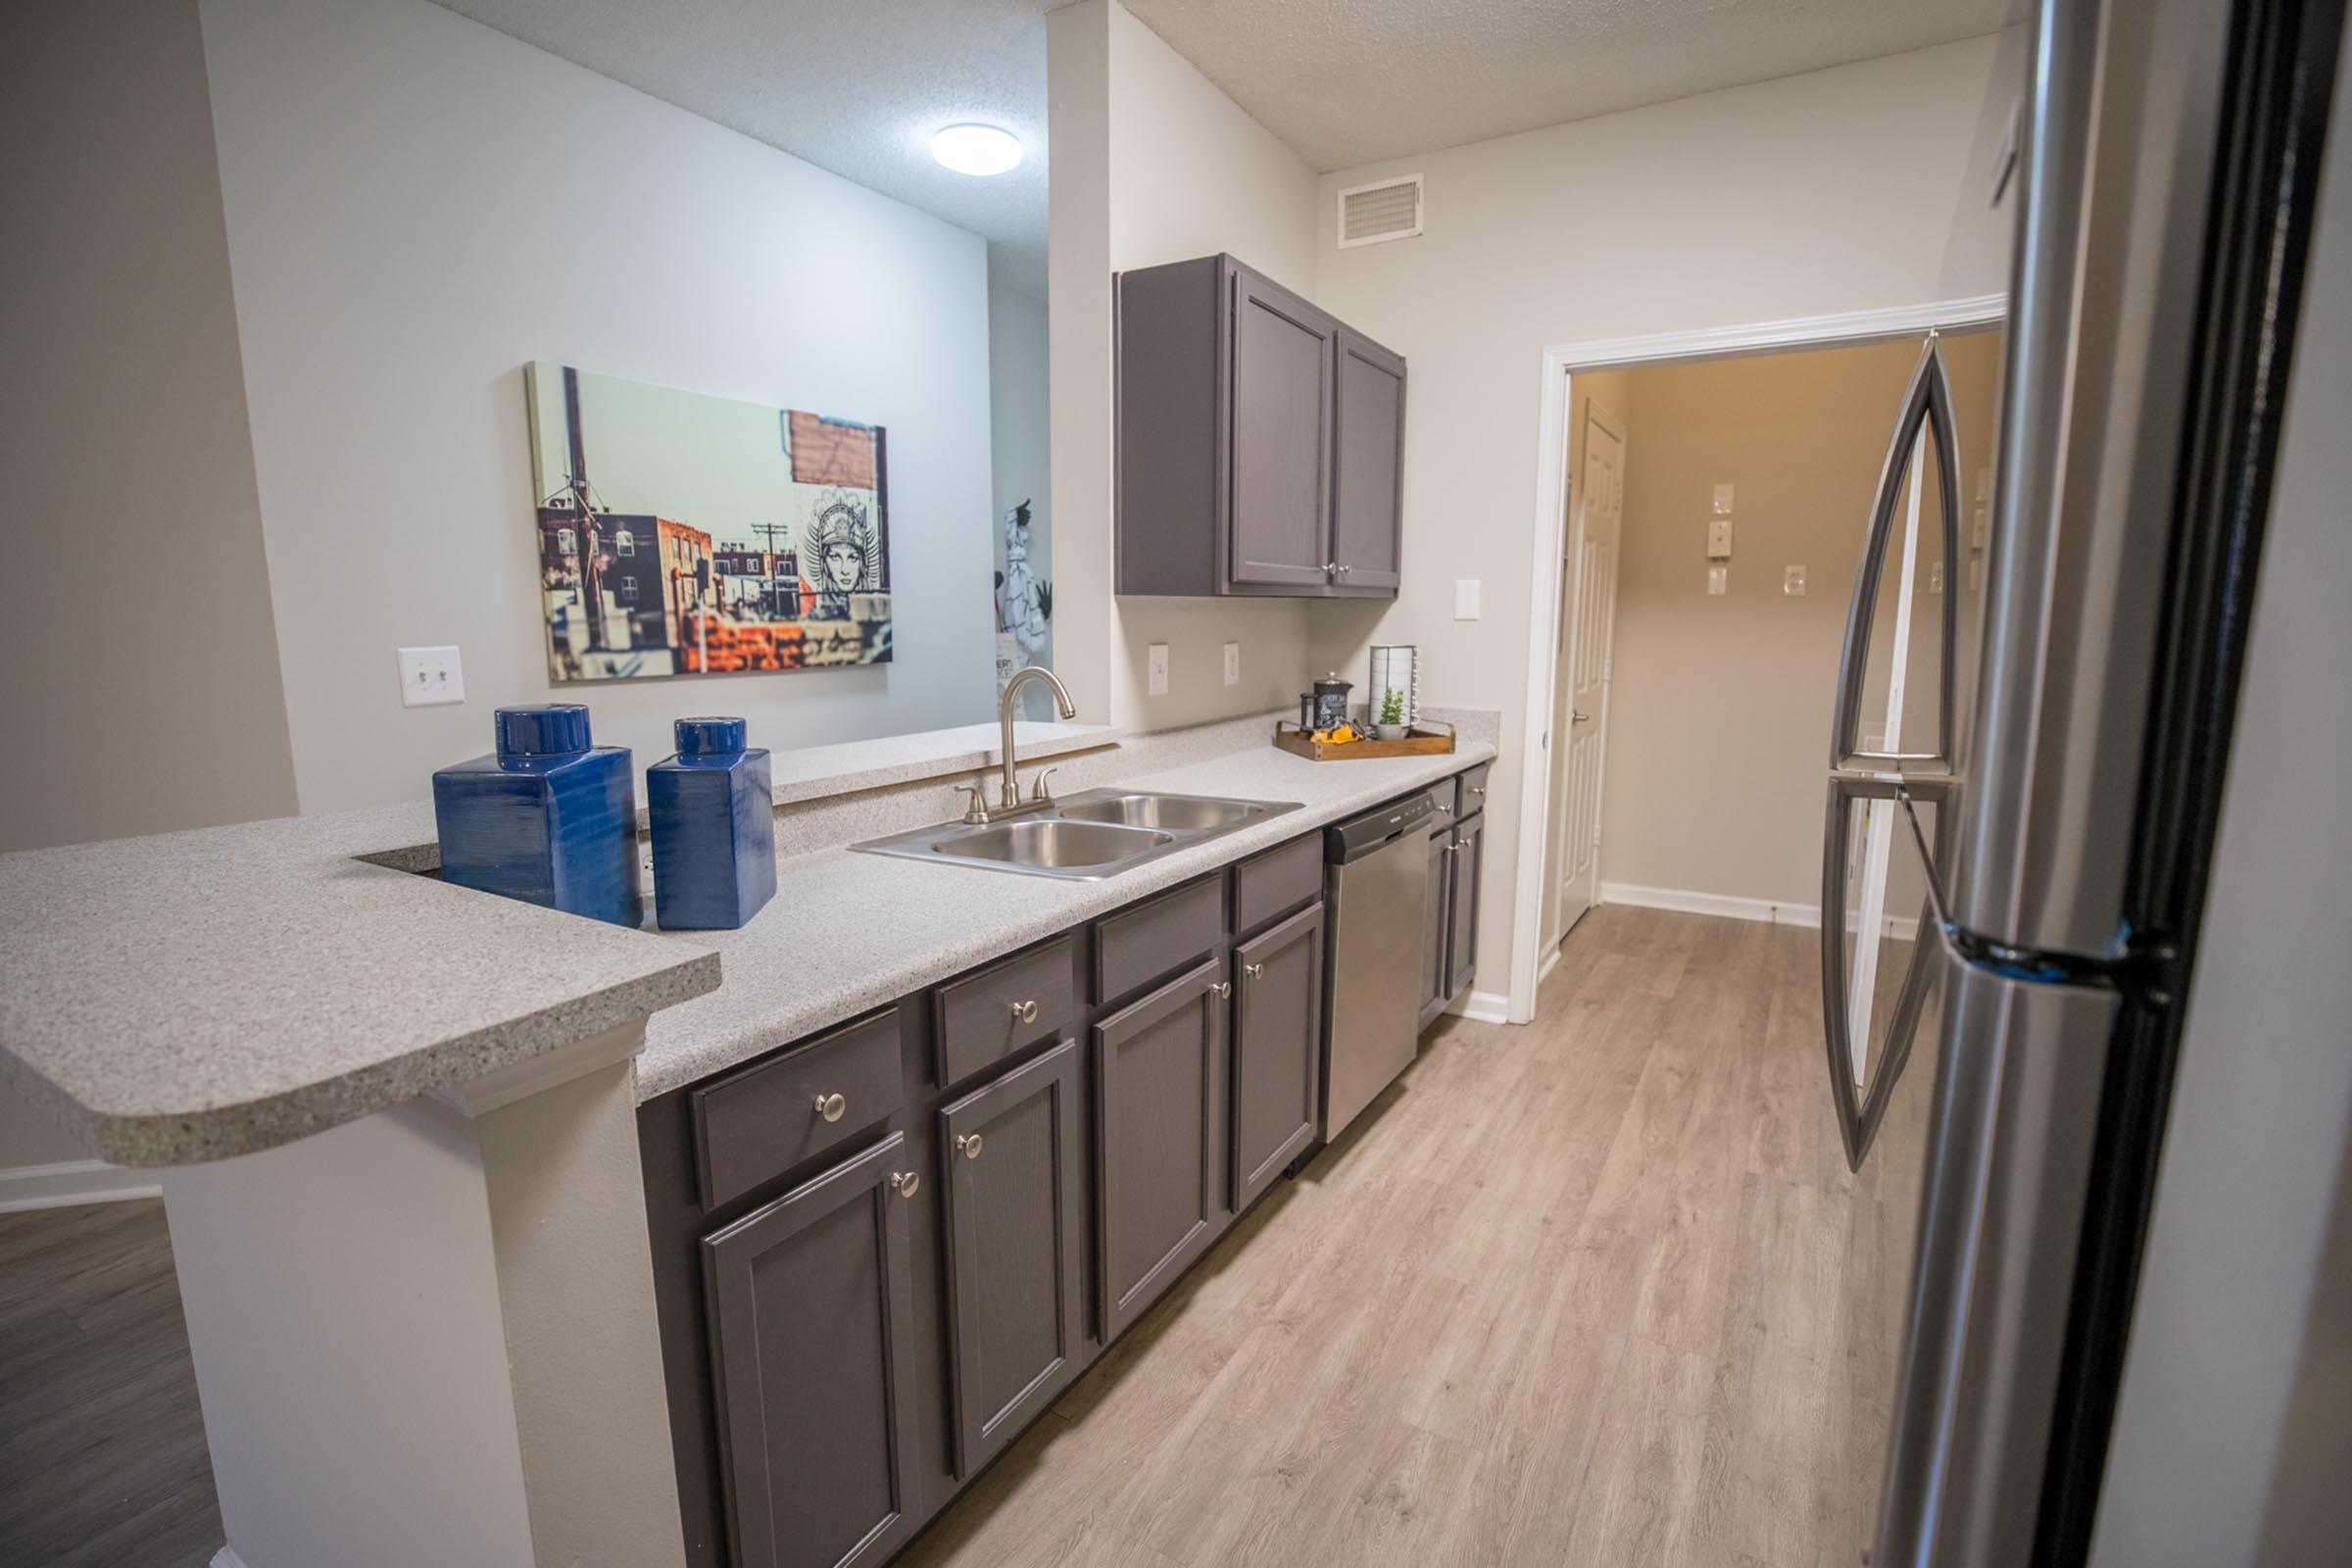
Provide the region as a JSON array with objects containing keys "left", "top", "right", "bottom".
[
  {"left": 1230, "top": 833, "right": 1322, "bottom": 937},
  {"left": 692, "top": 1007, "right": 904, "bottom": 1211},
  {"left": 1096, "top": 875, "right": 1225, "bottom": 1003},
  {"left": 1451, "top": 762, "right": 1492, "bottom": 820},
  {"left": 936, "top": 935, "right": 1080, "bottom": 1088}
]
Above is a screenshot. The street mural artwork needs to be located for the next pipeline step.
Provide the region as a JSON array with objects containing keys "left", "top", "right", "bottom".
[{"left": 524, "top": 362, "right": 892, "bottom": 682}]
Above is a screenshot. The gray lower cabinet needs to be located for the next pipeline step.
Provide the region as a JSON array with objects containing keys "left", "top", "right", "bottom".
[
  {"left": 1447, "top": 811, "right": 1486, "bottom": 1002},
  {"left": 700, "top": 1133, "right": 924, "bottom": 1568},
  {"left": 1420, "top": 823, "right": 1453, "bottom": 1030},
  {"left": 937, "top": 1039, "right": 1084, "bottom": 1479},
  {"left": 1094, "top": 955, "right": 1229, "bottom": 1342},
  {"left": 1229, "top": 903, "right": 1324, "bottom": 1210}
]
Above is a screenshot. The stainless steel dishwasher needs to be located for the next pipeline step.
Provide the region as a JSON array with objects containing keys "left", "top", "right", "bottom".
[{"left": 1319, "top": 790, "right": 1438, "bottom": 1141}]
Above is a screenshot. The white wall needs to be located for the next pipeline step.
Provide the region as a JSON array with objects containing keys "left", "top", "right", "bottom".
[
  {"left": 199, "top": 0, "right": 1001, "bottom": 812},
  {"left": 1049, "top": 0, "right": 1323, "bottom": 732},
  {"left": 1307, "top": 32, "right": 2020, "bottom": 988}
]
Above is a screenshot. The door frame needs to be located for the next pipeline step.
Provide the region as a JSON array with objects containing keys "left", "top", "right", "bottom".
[{"left": 1504, "top": 292, "right": 2008, "bottom": 1025}]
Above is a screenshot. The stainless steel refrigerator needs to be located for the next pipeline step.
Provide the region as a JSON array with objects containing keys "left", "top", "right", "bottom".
[{"left": 1818, "top": 1, "right": 2344, "bottom": 1564}]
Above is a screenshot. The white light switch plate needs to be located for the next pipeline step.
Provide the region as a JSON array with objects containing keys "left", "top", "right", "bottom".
[
  {"left": 1222, "top": 641, "right": 1240, "bottom": 686},
  {"left": 398, "top": 645, "right": 465, "bottom": 707},
  {"left": 1712, "top": 483, "right": 1736, "bottom": 515},
  {"left": 1147, "top": 643, "right": 1169, "bottom": 696},
  {"left": 1784, "top": 564, "right": 1808, "bottom": 596},
  {"left": 1454, "top": 579, "right": 1482, "bottom": 620},
  {"left": 1707, "top": 564, "right": 1728, "bottom": 596}
]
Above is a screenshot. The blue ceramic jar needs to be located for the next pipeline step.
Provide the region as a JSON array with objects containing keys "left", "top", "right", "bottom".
[
  {"left": 648, "top": 716, "right": 776, "bottom": 931},
  {"left": 432, "top": 705, "right": 643, "bottom": 927}
]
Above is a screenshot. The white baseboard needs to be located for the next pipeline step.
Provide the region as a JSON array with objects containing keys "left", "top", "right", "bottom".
[
  {"left": 1447, "top": 988, "right": 1512, "bottom": 1025},
  {"left": 1536, "top": 944, "right": 1563, "bottom": 985},
  {"left": 1598, "top": 882, "right": 1917, "bottom": 942},
  {"left": 0, "top": 1158, "right": 163, "bottom": 1214}
]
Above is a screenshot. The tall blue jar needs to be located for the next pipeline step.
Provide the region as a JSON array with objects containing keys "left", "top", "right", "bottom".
[
  {"left": 648, "top": 716, "right": 776, "bottom": 931},
  {"left": 432, "top": 705, "right": 643, "bottom": 927}
]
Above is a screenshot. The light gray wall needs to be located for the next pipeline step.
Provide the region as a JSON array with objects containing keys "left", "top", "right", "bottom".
[
  {"left": 0, "top": 0, "right": 300, "bottom": 857},
  {"left": 199, "top": 0, "right": 1002, "bottom": 812}
]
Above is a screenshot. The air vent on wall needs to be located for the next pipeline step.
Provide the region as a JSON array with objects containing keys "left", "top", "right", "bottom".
[{"left": 1337, "top": 174, "right": 1423, "bottom": 248}]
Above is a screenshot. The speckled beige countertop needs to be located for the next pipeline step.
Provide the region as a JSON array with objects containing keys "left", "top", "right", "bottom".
[{"left": 0, "top": 718, "right": 1491, "bottom": 1165}]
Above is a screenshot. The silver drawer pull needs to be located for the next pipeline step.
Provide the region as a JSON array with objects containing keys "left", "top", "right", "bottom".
[
  {"left": 956, "top": 1133, "right": 984, "bottom": 1160},
  {"left": 1211, "top": 981, "right": 1233, "bottom": 1000},
  {"left": 1469, "top": 785, "right": 1487, "bottom": 798},
  {"left": 1009, "top": 998, "right": 1040, "bottom": 1024},
  {"left": 1245, "top": 961, "right": 1265, "bottom": 980},
  {"left": 812, "top": 1092, "right": 846, "bottom": 1123},
  {"left": 889, "top": 1170, "right": 920, "bottom": 1198}
]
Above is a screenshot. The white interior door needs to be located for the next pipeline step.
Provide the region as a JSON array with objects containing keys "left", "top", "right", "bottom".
[{"left": 1551, "top": 398, "right": 1624, "bottom": 943}]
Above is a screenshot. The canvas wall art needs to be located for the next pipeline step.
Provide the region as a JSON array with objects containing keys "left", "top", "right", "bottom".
[{"left": 524, "top": 362, "right": 892, "bottom": 682}]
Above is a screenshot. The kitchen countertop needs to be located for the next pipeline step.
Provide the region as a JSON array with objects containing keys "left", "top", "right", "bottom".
[
  {"left": 633, "top": 741, "right": 1495, "bottom": 1100},
  {"left": 0, "top": 729, "right": 1490, "bottom": 1165}
]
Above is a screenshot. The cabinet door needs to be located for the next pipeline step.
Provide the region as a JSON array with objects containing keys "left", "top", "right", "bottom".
[
  {"left": 1227, "top": 265, "right": 1337, "bottom": 591},
  {"left": 1230, "top": 904, "right": 1324, "bottom": 1210},
  {"left": 938, "top": 1039, "right": 1084, "bottom": 1480},
  {"left": 1447, "top": 812, "right": 1486, "bottom": 1003},
  {"left": 1094, "top": 955, "right": 1227, "bottom": 1342},
  {"left": 1331, "top": 330, "right": 1405, "bottom": 593},
  {"left": 702, "top": 1134, "right": 924, "bottom": 1568},
  {"left": 1420, "top": 826, "right": 1453, "bottom": 1031}
]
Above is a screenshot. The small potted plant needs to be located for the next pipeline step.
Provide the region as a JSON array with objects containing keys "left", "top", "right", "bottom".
[{"left": 1375, "top": 687, "right": 1407, "bottom": 740}]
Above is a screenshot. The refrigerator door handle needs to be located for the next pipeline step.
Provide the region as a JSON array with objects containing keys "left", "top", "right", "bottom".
[
  {"left": 1819, "top": 771, "right": 1956, "bottom": 1171},
  {"left": 1830, "top": 333, "right": 1966, "bottom": 774}
]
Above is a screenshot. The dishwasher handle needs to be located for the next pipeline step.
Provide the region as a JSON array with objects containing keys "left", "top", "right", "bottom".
[{"left": 1325, "top": 791, "right": 1439, "bottom": 864}]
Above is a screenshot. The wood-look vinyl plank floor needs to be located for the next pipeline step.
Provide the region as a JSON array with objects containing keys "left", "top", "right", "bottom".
[
  {"left": 0, "top": 906, "right": 1924, "bottom": 1568},
  {"left": 905, "top": 906, "right": 1926, "bottom": 1568}
]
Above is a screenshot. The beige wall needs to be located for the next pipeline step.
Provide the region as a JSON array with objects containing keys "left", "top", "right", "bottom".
[
  {"left": 0, "top": 0, "right": 300, "bottom": 857},
  {"left": 1050, "top": 0, "right": 1322, "bottom": 732},
  {"left": 1597, "top": 332, "right": 2003, "bottom": 911},
  {"left": 1309, "top": 31, "right": 2022, "bottom": 991}
]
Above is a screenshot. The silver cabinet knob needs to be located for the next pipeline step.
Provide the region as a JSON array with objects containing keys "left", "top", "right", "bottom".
[
  {"left": 1010, "top": 998, "right": 1040, "bottom": 1025},
  {"left": 813, "top": 1092, "right": 846, "bottom": 1123},
  {"left": 1469, "top": 785, "right": 1487, "bottom": 798},
  {"left": 1323, "top": 562, "right": 1340, "bottom": 576},
  {"left": 956, "top": 1133, "right": 984, "bottom": 1160},
  {"left": 1211, "top": 981, "right": 1233, "bottom": 1000},
  {"left": 1245, "top": 961, "right": 1265, "bottom": 980},
  {"left": 889, "top": 1170, "right": 920, "bottom": 1198},
  {"left": 1336, "top": 564, "right": 1352, "bottom": 577}
]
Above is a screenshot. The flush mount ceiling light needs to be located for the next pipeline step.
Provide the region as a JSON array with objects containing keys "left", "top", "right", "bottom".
[{"left": 931, "top": 122, "right": 1022, "bottom": 176}]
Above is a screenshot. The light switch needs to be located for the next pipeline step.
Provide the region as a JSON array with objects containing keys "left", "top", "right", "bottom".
[
  {"left": 1147, "top": 642, "right": 1169, "bottom": 696},
  {"left": 1707, "top": 564, "right": 1728, "bottom": 596},
  {"left": 1930, "top": 562, "right": 1945, "bottom": 595},
  {"left": 1454, "top": 579, "right": 1482, "bottom": 620},
  {"left": 1222, "top": 641, "right": 1240, "bottom": 686},
  {"left": 1784, "top": 564, "right": 1808, "bottom": 596},
  {"left": 1712, "top": 483, "right": 1736, "bottom": 515},
  {"left": 1707, "top": 517, "right": 1734, "bottom": 560},
  {"left": 397, "top": 645, "right": 465, "bottom": 707}
]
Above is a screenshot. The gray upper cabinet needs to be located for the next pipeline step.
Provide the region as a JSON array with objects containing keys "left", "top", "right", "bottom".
[
  {"left": 937, "top": 1039, "right": 1085, "bottom": 1480},
  {"left": 1093, "top": 955, "right": 1228, "bottom": 1342},
  {"left": 1229, "top": 903, "right": 1324, "bottom": 1211},
  {"left": 1116, "top": 254, "right": 1402, "bottom": 599},
  {"left": 1331, "top": 330, "right": 1406, "bottom": 593},
  {"left": 701, "top": 1133, "right": 924, "bottom": 1568}
]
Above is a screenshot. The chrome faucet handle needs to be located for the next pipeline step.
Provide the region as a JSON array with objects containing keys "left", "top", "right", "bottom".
[
  {"left": 954, "top": 783, "right": 989, "bottom": 824},
  {"left": 1029, "top": 766, "right": 1059, "bottom": 804}
]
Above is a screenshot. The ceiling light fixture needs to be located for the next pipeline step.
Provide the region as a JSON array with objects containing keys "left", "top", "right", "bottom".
[{"left": 931, "top": 122, "right": 1022, "bottom": 176}]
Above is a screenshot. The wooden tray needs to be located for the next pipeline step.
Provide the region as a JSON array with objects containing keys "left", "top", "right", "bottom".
[{"left": 1273, "top": 718, "right": 1456, "bottom": 761}]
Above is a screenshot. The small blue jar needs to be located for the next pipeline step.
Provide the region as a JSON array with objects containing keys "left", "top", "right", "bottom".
[
  {"left": 432, "top": 705, "right": 643, "bottom": 927},
  {"left": 648, "top": 716, "right": 776, "bottom": 931}
]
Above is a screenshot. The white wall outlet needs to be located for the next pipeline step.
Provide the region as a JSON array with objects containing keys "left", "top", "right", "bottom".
[
  {"left": 1931, "top": 561, "right": 1946, "bottom": 595},
  {"left": 397, "top": 645, "right": 465, "bottom": 707},
  {"left": 1712, "top": 482, "right": 1736, "bottom": 515},
  {"left": 1707, "top": 564, "right": 1728, "bottom": 596},
  {"left": 1784, "top": 564, "right": 1808, "bottom": 597},
  {"left": 1706, "top": 517, "right": 1734, "bottom": 560},
  {"left": 1147, "top": 642, "right": 1169, "bottom": 696},
  {"left": 1222, "top": 641, "right": 1240, "bottom": 686},
  {"left": 1453, "top": 579, "right": 1482, "bottom": 620}
]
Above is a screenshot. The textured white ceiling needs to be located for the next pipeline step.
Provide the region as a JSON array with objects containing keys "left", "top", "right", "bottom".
[
  {"left": 1118, "top": 0, "right": 2021, "bottom": 171},
  {"left": 429, "top": 0, "right": 2019, "bottom": 294},
  {"left": 431, "top": 0, "right": 1056, "bottom": 293}
]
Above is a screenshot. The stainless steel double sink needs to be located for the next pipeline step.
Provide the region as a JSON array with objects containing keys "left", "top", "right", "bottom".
[{"left": 852, "top": 789, "right": 1303, "bottom": 881}]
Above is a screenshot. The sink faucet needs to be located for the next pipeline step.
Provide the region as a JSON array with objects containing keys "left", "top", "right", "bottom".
[{"left": 976, "top": 666, "right": 1079, "bottom": 821}]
